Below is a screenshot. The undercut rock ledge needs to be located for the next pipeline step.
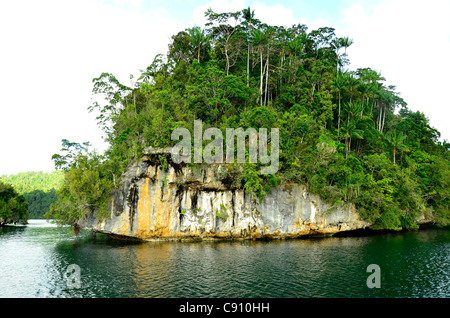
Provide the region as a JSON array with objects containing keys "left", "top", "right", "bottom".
[{"left": 79, "top": 155, "right": 370, "bottom": 241}]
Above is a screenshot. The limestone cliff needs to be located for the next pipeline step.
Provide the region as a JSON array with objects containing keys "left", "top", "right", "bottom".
[{"left": 79, "top": 155, "right": 370, "bottom": 240}]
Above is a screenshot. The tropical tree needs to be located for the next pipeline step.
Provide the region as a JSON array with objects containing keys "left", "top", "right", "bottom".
[
  {"left": 138, "top": 54, "right": 164, "bottom": 83},
  {"left": 357, "top": 80, "right": 370, "bottom": 116},
  {"left": 51, "top": 140, "right": 91, "bottom": 172},
  {"left": 341, "top": 101, "right": 364, "bottom": 158},
  {"left": 251, "top": 28, "right": 268, "bottom": 104},
  {"left": 332, "top": 36, "right": 353, "bottom": 73},
  {"left": 377, "top": 87, "right": 396, "bottom": 133},
  {"left": 88, "top": 73, "right": 132, "bottom": 138},
  {"left": 241, "top": 7, "right": 259, "bottom": 86},
  {"left": 206, "top": 9, "right": 244, "bottom": 76},
  {"left": 331, "top": 71, "right": 347, "bottom": 132},
  {"left": 262, "top": 26, "right": 276, "bottom": 106},
  {"left": 385, "top": 130, "right": 409, "bottom": 164},
  {"left": 187, "top": 26, "right": 212, "bottom": 63},
  {"left": 343, "top": 71, "right": 359, "bottom": 105},
  {"left": 339, "top": 36, "right": 353, "bottom": 58},
  {"left": 287, "top": 34, "right": 304, "bottom": 57}
]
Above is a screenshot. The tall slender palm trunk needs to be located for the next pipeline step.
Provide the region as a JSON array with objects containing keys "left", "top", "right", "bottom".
[
  {"left": 247, "top": 43, "right": 250, "bottom": 86},
  {"left": 338, "top": 93, "right": 341, "bottom": 133},
  {"left": 260, "top": 46, "right": 263, "bottom": 105},
  {"left": 264, "top": 47, "right": 269, "bottom": 106}
]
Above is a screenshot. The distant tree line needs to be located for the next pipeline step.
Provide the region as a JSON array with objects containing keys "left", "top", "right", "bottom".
[
  {"left": 0, "top": 180, "right": 28, "bottom": 226},
  {"left": 0, "top": 171, "right": 64, "bottom": 221}
]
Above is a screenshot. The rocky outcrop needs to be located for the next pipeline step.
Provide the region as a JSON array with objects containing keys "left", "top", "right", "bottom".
[{"left": 79, "top": 155, "right": 370, "bottom": 240}]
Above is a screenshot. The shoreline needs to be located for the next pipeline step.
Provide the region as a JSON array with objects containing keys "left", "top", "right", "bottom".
[{"left": 89, "top": 222, "right": 449, "bottom": 243}]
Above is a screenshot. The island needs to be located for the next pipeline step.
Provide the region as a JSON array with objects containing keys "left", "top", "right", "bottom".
[{"left": 45, "top": 8, "right": 449, "bottom": 240}]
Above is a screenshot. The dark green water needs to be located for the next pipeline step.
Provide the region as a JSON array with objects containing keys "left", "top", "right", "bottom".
[{"left": 0, "top": 220, "right": 449, "bottom": 298}]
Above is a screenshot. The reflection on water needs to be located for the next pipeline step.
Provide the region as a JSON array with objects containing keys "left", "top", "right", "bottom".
[{"left": 0, "top": 220, "right": 449, "bottom": 298}]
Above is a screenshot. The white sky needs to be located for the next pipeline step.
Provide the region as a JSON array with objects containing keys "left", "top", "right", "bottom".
[{"left": 1, "top": 0, "right": 449, "bottom": 175}]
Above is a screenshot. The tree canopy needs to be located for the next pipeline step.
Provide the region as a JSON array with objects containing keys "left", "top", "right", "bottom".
[
  {"left": 0, "top": 180, "right": 28, "bottom": 226},
  {"left": 0, "top": 171, "right": 64, "bottom": 219},
  {"left": 48, "top": 8, "right": 450, "bottom": 230}
]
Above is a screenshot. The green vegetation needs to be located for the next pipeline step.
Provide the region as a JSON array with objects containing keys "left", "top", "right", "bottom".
[
  {"left": 0, "top": 171, "right": 64, "bottom": 219},
  {"left": 47, "top": 141, "right": 114, "bottom": 225},
  {"left": 215, "top": 204, "right": 229, "bottom": 221},
  {"left": 48, "top": 8, "right": 449, "bottom": 230},
  {"left": 0, "top": 180, "right": 28, "bottom": 226},
  {"left": 0, "top": 170, "right": 64, "bottom": 193}
]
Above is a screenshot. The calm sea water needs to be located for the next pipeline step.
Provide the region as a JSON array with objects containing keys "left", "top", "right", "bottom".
[{"left": 0, "top": 219, "right": 448, "bottom": 298}]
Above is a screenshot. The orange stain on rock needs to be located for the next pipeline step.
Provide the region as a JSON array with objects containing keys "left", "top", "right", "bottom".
[{"left": 136, "top": 177, "right": 151, "bottom": 238}]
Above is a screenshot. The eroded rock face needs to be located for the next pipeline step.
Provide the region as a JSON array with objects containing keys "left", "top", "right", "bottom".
[{"left": 79, "top": 156, "right": 370, "bottom": 240}]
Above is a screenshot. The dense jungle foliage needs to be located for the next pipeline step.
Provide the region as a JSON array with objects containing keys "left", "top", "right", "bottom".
[{"left": 47, "top": 8, "right": 450, "bottom": 229}]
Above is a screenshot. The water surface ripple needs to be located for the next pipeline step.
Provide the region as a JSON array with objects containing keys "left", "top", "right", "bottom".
[{"left": 0, "top": 220, "right": 449, "bottom": 298}]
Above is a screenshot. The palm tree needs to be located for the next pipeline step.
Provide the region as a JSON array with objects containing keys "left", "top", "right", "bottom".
[
  {"left": 377, "top": 88, "right": 395, "bottom": 133},
  {"left": 277, "top": 26, "right": 289, "bottom": 89},
  {"left": 357, "top": 68, "right": 385, "bottom": 115},
  {"left": 332, "top": 36, "right": 354, "bottom": 73},
  {"left": 251, "top": 28, "right": 267, "bottom": 105},
  {"left": 385, "top": 130, "right": 409, "bottom": 164},
  {"left": 340, "top": 36, "right": 354, "bottom": 55},
  {"left": 342, "top": 101, "right": 364, "bottom": 158},
  {"left": 331, "top": 71, "right": 347, "bottom": 133},
  {"left": 357, "top": 81, "right": 369, "bottom": 117},
  {"left": 285, "top": 32, "right": 306, "bottom": 84},
  {"left": 287, "top": 35, "right": 304, "bottom": 57},
  {"left": 343, "top": 71, "right": 359, "bottom": 105},
  {"left": 341, "top": 119, "right": 364, "bottom": 159},
  {"left": 331, "top": 37, "right": 342, "bottom": 73},
  {"left": 263, "top": 27, "right": 276, "bottom": 106},
  {"left": 242, "top": 7, "right": 258, "bottom": 86},
  {"left": 187, "top": 26, "right": 211, "bottom": 63}
]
